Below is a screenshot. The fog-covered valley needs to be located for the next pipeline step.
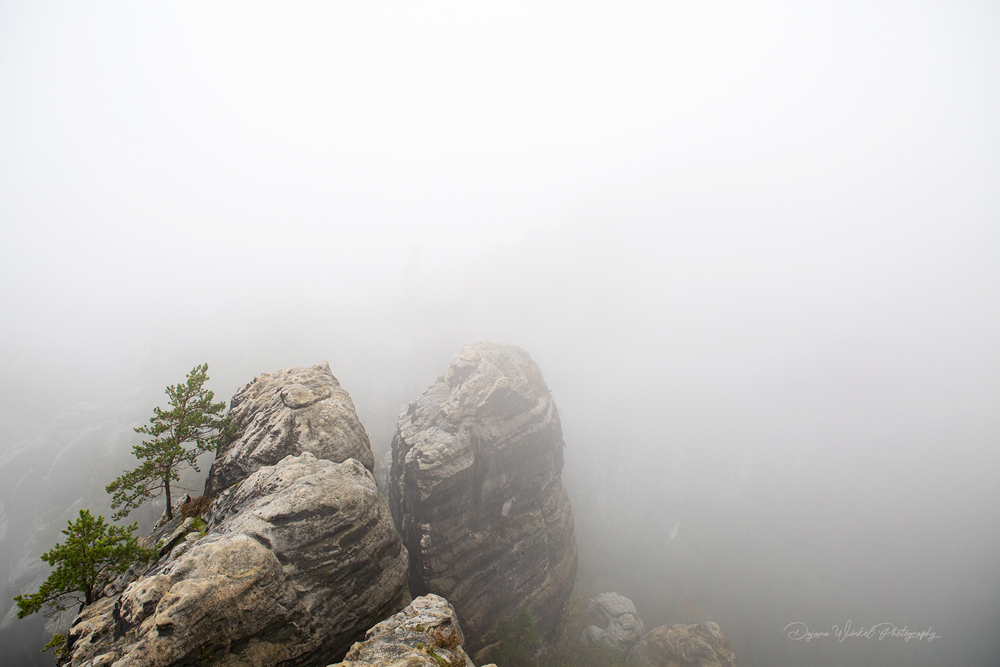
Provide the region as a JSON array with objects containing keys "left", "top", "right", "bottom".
[{"left": 2, "top": 3, "right": 999, "bottom": 666}]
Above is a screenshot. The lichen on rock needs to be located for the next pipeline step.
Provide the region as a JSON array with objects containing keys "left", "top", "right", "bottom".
[{"left": 330, "top": 594, "right": 485, "bottom": 667}]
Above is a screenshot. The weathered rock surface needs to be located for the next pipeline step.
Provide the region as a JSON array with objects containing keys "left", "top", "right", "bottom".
[
  {"left": 62, "top": 453, "right": 409, "bottom": 666},
  {"left": 330, "top": 594, "right": 480, "bottom": 667},
  {"left": 205, "top": 363, "right": 374, "bottom": 496},
  {"left": 626, "top": 622, "right": 736, "bottom": 667},
  {"left": 388, "top": 342, "right": 577, "bottom": 651},
  {"left": 582, "top": 593, "right": 646, "bottom": 652}
]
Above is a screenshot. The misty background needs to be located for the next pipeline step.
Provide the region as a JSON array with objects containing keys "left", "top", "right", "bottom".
[{"left": 1, "top": 2, "right": 999, "bottom": 666}]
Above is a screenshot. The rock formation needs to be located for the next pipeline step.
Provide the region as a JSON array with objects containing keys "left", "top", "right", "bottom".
[
  {"left": 58, "top": 362, "right": 407, "bottom": 666},
  {"left": 387, "top": 342, "right": 577, "bottom": 651},
  {"left": 331, "top": 594, "right": 483, "bottom": 667},
  {"left": 582, "top": 593, "right": 646, "bottom": 652},
  {"left": 205, "top": 362, "right": 373, "bottom": 496},
  {"left": 62, "top": 453, "right": 409, "bottom": 667},
  {"left": 626, "top": 622, "right": 736, "bottom": 667}
]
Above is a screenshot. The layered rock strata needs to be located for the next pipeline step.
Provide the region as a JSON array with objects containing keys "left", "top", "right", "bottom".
[
  {"left": 205, "top": 362, "right": 373, "bottom": 496},
  {"left": 582, "top": 593, "right": 646, "bottom": 652},
  {"left": 388, "top": 342, "right": 577, "bottom": 651},
  {"left": 626, "top": 622, "right": 736, "bottom": 667},
  {"left": 62, "top": 453, "right": 409, "bottom": 667},
  {"left": 331, "top": 594, "right": 481, "bottom": 667}
]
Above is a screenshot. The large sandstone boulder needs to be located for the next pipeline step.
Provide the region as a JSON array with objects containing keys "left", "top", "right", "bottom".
[
  {"left": 62, "top": 453, "right": 409, "bottom": 666},
  {"left": 626, "top": 622, "right": 736, "bottom": 667},
  {"left": 582, "top": 593, "right": 646, "bottom": 652},
  {"left": 388, "top": 342, "right": 577, "bottom": 651},
  {"left": 205, "top": 363, "right": 374, "bottom": 496},
  {"left": 331, "top": 594, "right": 478, "bottom": 667}
]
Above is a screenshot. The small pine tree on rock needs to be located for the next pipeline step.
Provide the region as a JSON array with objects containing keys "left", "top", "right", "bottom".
[
  {"left": 107, "top": 363, "right": 228, "bottom": 521},
  {"left": 13, "top": 509, "right": 150, "bottom": 618}
]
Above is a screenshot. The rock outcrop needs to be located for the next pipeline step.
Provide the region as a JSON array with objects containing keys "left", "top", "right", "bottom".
[
  {"left": 331, "top": 594, "right": 481, "bottom": 667},
  {"left": 626, "top": 623, "right": 736, "bottom": 667},
  {"left": 205, "top": 363, "right": 373, "bottom": 496},
  {"left": 388, "top": 342, "right": 577, "bottom": 651},
  {"left": 62, "top": 453, "right": 409, "bottom": 667},
  {"left": 582, "top": 593, "right": 646, "bottom": 652}
]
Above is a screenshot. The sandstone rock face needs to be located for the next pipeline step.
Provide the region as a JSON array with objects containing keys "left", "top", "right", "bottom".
[
  {"left": 62, "top": 453, "right": 409, "bottom": 666},
  {"left": 626, "top": 623, "right": 736, "bottom": 667},
  {"left": 331, "top": 594, "right": 478, "bottom": 667},
  {"left": 205, "top": 363, "right": 374, "bottom": 496},
  {"left": 582, "top": 593, "right": 646, "bottom": 652},
  {"left": 388, "top": 342, "right": 577, "bottom": 651}
]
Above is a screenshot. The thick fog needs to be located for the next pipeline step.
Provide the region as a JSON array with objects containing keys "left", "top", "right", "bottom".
[{"left": 2, "top": 3, "right": 999, "bottom": 666}]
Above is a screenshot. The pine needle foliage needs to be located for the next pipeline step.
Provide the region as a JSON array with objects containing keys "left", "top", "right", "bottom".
[
  {"left": 494, "top": 606, "right": 542, "bottom": 667},
  {"left": 106, "top": 363, "right": 228, "bottom": 521},
  {"left": 13, "top": 509, "right": 150, "bottom": 618}
]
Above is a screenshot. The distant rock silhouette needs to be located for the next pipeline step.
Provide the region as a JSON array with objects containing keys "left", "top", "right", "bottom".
[
  {"left": 627, "top": 622, "right": 736, "bottom": 667},
  {"left": 582, "top": 592, "right": 646, "bottom": 652}
]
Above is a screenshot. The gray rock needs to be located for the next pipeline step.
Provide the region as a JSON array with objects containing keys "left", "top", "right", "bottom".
[
  {"left": 62, "top": 453, "right": 410, "bottom": 666},
  {"left": 626, "top": 622, "right": 736, "bottom": 667},
  {"left": 205, "top": 362, "right": 374, "bottom": 496},
  {"left": 388, "top": 342, "right": 578, "bottom": 651},
  {"left": 330, "top": 594, "right": 478, "bottom": 667},
  {"left": 582, "top": 593, "right": 646, "bottom": 652}
]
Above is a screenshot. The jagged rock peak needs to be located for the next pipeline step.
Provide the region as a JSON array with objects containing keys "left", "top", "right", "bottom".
[
  {"left": 583, "top": 592, "right": 646, "bottom": 652},
  {"left": 388, "top": 341, "right": 578, "bottom": 652},
  {"left": 62, "top": 453, "right": 410, "bottom": 667},
  {"left": 205, "top": 361, "right": 374, "bottom": 496},
  {"left": 331, "top": 594, "right": 487, "bottom": 667},
  {"left": 626, "top": 622, "right": 736, "bottom": 667}
]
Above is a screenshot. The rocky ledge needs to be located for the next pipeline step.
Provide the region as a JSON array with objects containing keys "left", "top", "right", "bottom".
[
  {"left": 331, "top": 594, "right": 488, "bottom": 667},
  {"left": 388, "top": 342, "right": 577, "bottom": 652}
]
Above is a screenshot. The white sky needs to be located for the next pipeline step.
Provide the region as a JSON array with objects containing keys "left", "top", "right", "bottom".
[{"left": 1, "top": 1, "right": 998, "bottom": 405}]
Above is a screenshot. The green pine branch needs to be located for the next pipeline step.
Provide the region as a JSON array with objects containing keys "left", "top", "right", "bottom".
[
  {"left": 13, "top": 510, "right": 151, "bottom": 619},
  {"left": 106, "top": 364, "right": 228, "bottom": 521}
]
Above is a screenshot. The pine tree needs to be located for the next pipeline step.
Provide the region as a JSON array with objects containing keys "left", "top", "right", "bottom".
[
  {"left": 494, "top": 606, "right": 542, "bottom": 667},
  {"left": 107, "top": 363, "right": 228, "bottom": 521},
  {"left": 13, "top": 509, "right": 150, "bottom": 618}
]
